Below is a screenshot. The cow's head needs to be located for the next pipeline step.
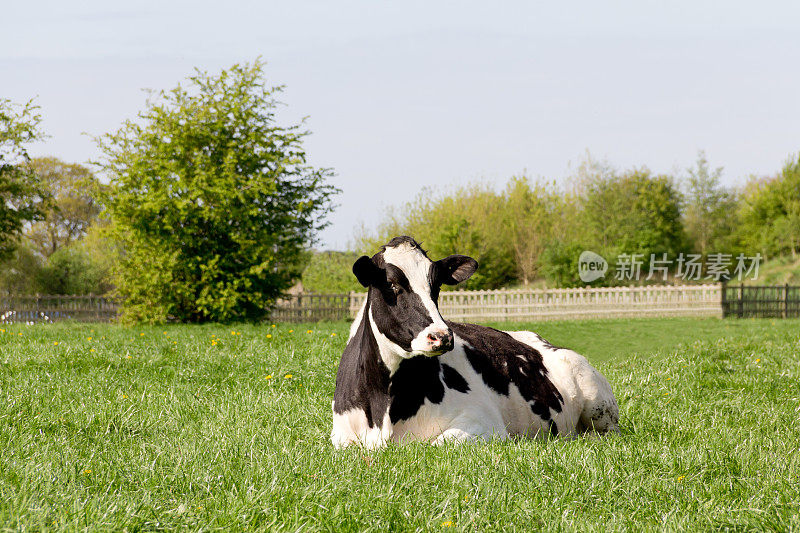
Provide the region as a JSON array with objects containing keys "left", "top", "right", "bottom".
[{"left": 353, "top": 236, "right": 477, "bottom": 358}]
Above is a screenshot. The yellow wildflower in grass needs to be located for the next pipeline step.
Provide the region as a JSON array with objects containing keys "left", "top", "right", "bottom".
[
  {"left": 289, "top": 329, "right": 294, "bottom": 333},
  {"left": 331, "top": 332, "right": 337, "bottom": 337},
  {"left": 756, "top": 358, "right": 761, "bottom": 363},
  {"left": 677, "top": 475, "right": 685, "bottom": 482},
  {"left": 271, "top": 324, "right": 276, "bottom": 328},
  {"left": 53, "top": 342, "right": 59, "bottom": 345},
  {"left": 140, "top": 332, "right": 145, "bottom": 336},
  {"left": 231, "top": 331, "right": 236, "bottom": 335},
  {"left": 122, "top": 394, "right": 128, "bottom": 399},
  {"left": 307, "top": 330, "right": 313, "bottom": 334},
  {"left": 265, "top": 374, "right": 273, "bottom": 380},
  {"left": 284, "top": 374, "right": 293, "bottom": 379},
  {"left": 90, "top": 348, "right": 95, "bottom": 352},
  {"left": 126, "top": 355, "right": 132, "bottom": 359},
  {"left": 441, "top": 521, "right": 454, "bottom": 527},
  {"left": 163, "top": 331, "right": 168, "bottom": 335},
  {"left": 87, "top": 337, "right": 92, "bottom": 341},
  {"left": 266, "top": 334, "right": 272, "bottom": 339},
  {"left": 84, "top": 469, "right": 92, "bottom": 475}
]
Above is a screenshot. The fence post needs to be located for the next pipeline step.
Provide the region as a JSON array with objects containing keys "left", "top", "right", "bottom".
[
  {"left": 785, "top": 283, "right": 790, "bottom": 319},
  {"left": 738, "top": 283, "right": 744, "bottom": 318},
  {"left": 720, "top": 281, "right": 727, "bottom": 318}
]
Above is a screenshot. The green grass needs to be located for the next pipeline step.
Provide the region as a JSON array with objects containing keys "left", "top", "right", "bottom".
[{"left": 1, "top": 317, "right": 799, "bottom": 531}]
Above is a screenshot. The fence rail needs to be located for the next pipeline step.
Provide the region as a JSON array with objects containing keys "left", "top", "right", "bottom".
[
  {"left": 8, "top": 284, "right": 798, "bottom": 323},
  {"left": 721, "top": 284, "right": 800, "bottom": 318},
  {"left": 347, "top": 284, "right": 723, "bottom": 322},
  {"left": 270, "top": 293, "right": 354, "bottom": 322}
]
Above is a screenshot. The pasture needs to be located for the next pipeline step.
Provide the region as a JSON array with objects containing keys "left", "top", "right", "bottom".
[{"left": 1, "top": 317, "right": 799, "bottom": 531}]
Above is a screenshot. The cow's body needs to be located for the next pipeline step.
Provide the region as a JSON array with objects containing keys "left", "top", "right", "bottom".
[{"left": 331, "top": 236, "right": 618, "bottom": 448}]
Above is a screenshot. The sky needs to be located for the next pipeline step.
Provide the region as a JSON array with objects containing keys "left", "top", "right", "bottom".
[{"left": 3, "top": 1, "right": 800, "bottom": 250}]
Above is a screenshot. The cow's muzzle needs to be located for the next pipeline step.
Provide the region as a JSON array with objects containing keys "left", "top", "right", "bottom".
[{"left": 425, "top": 329, "right": 454, "bottom": 354}]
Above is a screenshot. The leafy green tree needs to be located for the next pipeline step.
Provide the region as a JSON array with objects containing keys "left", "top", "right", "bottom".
[
  {"left": 95, "top": 61, "right": 339, "bottom": 323},
  {"left": 503, "top": 177, "right": 571, "bottom": 285},
  {"left": 301, "top": 251, "right": 363, "bottom": 293},
  {"left": 0, "top": 241, "right": 44, "bottom": 294},
  {"left": 355, "top": 184, "right": 516, "bottom": 289},
  {"left": 34, "top": 246, "right": 109, "bottom": 295},
  {"left": 541, "top": 241, "right": 585, "bottom": 288},
  {"left": 24, "top": 157, "right": 101, "bottom": 257},
  {"left": 582, "top": 168, "right": 686, "bottom": 258},
  {"left": 737, "top": 154, "right": 800, "bottom": 259},
  {"left": 682, "top": 152, "right": 738, "bottom": 256},
  {"left": 0, "top": 98, "right": 48, "bottom": 261}
]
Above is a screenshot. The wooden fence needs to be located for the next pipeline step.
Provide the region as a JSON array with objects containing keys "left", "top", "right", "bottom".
[
  {"left": 0, "top": 295, "right": 118, "bottom": 323},
  {"left": 721, "top": 284, "right": 800, "bottom": 318},
  {"left": 14, "top": 284, "right": 800, "bottom": 323},
  {"left": 345, "top": 284, "right": 723, "bottom": 322},
  {"left": 269, "top": 293, "right": 354, "bottom": 322}
]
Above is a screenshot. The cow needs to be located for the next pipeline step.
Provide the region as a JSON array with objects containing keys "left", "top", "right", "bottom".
[{"left": 331, "top": 236, "right": 619, "bottom": 448}]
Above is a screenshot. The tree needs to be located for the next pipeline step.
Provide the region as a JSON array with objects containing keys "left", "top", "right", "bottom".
[
  {"left": 0, "top": 242, "right": 44, "bottom": 294},
  {"left": 502, "top": 177, "right": 566, "bottom": 285},
  {"left": 737, "top": 154, "right": 800, "bottom": 259},
  {"left": 34, "top": 246, "right": 109, "bottom": 295},
  {"left": 355, "top": 183, "right": 517, "bottom": 289},
  {"left": 0, "top": 98, "right": 47, "bottom": 261},
  {"left": 582, "top": 168, "right": 686, "bottom": 258},
  {"left": 682, "top": 151, "right": 737, "bottom": 256},
  {"left": 24, "top": 157, "right": 101, "bottom": 257},
  {"left": 95, "top": 61, "right": 339, "bottom": 323}
]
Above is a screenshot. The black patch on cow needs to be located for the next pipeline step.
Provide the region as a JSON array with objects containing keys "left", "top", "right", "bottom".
[
  {"left": 332, "top": 298, "right": 390, "bottom": 428},
  {"left": 451, "top": 322, "right": 564, "bottom": 421},
  {"left": 463, "top": 345, "right": 510, "bottom": 395},
  {"left": 382, "top": 236, "right": 429, "bottom": 256},
  {"left": 441, "top": 364, "right": 470, "bottom": 393},
  {"left": 388, "top": 356, "right": 445, "bottom": 423}
]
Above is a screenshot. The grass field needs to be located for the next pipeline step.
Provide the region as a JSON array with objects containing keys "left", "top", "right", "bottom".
[{"left": 2, "top": 317, "right": 799, "bottom": 531}]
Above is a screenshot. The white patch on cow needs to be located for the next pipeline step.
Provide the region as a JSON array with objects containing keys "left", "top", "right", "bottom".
[
  {"left": 504, "top": 330, "right": 619, "bottom": 434},
  {"left": 381, "top": 242, "right": 450, "bottom": 355},
  {"left": 331, "top": 405, "right": 391, "bottom": 449},
  {"left": 368, "top": 308, "right": 406, "bottom": 375}
]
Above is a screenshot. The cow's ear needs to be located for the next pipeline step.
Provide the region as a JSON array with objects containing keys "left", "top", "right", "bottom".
[
  {"left": 436, "top": 255, "right": 478, "bottom": 285},
  {"left": 353, "top": 255, "right": 380, "bottom": 288}
]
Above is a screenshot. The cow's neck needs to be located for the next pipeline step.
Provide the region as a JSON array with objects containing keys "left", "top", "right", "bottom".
[
  {"left": 365, "top": 298, "right": 409, "bottom": 377},
  {"left": 335, "top": 299, "right": 392, "bottom": 430}
]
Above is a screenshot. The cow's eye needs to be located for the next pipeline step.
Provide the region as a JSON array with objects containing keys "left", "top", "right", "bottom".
[{"left": 390, "top": 282, "right": 401, "bottom": 294}]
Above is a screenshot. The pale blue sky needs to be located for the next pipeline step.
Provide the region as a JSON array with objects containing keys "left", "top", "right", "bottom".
[{"left": 3, "top": 1, "right": 799, "bottom": 249}]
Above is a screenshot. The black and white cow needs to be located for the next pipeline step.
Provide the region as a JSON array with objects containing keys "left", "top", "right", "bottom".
[{"left": 331, "top": 236, "right": 619, "bottom": 448}]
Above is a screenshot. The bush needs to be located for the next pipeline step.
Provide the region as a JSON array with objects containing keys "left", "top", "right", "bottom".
[
  {"left": 34, "top": 246, "right": 109, "bottom": 295},
  {"left": 95, "top": 61, "right": 338, "bottom": 323}
]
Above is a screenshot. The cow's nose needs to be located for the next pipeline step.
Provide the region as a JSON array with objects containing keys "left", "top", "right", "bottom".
[{"left": 426, "top": 330, "right": 454, "bottom": 352}]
